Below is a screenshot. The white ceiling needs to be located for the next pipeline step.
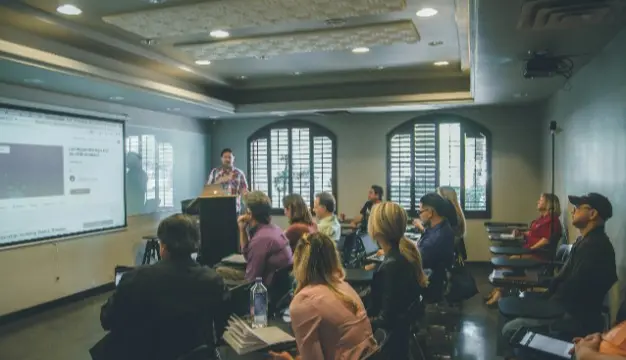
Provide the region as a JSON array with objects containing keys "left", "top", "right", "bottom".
[{"left": 0, "top": 0, "right": 623, "bottom": 119}]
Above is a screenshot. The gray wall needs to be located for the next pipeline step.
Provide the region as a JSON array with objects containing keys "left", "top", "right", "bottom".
[
  {"left": 211, "top": 104, "right": 546, "bottom": 262},
  {"left": 0, "top": 84, "right": 211, "bottom": 316},
  {"left": 542, "top": 28, "right": 626, "bottom": 312}
]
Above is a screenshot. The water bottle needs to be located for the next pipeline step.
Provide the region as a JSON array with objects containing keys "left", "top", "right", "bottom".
[{"left": 250, "top": 277, "right": 268, "bottom": 328}]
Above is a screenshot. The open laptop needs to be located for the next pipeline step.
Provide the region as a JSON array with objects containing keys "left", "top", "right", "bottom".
[
  {"left": 360, "top": 234, "right": 384, "bottom": 263},
  {"left": 114, "top": 266, "right": 134, "bottom": 287},
  {"left": 200, "top": 183, "right": 232, "bottom": 198}
]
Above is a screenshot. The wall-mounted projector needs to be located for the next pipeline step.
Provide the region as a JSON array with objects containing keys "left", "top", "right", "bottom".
[{"left": 523, "top": 54, "right": 562, "bottom": 79}]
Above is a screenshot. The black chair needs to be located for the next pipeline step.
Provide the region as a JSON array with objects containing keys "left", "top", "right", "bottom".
[
  {"left": 176, "top": 345, "right": 220, "bottom": 360},
  {"left": 268, "top": 264, "right": 294, "bottom": 317},
  {"left": 361, "top": 329, "right": 389, "bottom": 360}
]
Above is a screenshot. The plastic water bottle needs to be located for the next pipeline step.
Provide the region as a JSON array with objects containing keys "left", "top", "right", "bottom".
[{"left": 250, "top": 277, "right": 268, "bottom": 328}]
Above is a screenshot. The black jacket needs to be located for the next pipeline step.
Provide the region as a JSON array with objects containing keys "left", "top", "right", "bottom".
[
  {"left": 368, "top": 247, "right": 422, "bottom": 360},
  {"left": 549, "top": 226, "right": 617, "bottom": 332},
  {"left": 94, "top": 258, "right": 228, "bottom": 360}
]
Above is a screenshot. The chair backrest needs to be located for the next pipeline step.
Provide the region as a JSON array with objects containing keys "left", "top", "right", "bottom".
[
  {"left": 268, "top": 264, "right": 293, "bottom": 315},
  {"left": 555, "top": 244, "right": 573, "bottom": 262},
  {"left": 360, "top": 329, "right": 388, "bottom": 360},
  {"left": 176, "top": 345, "right": 216, "bottom": 360}
]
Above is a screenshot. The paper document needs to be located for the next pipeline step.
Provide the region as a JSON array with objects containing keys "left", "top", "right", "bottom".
[
  {"left": 527, "top": 333, "right": 573, "bottom": 359},
  {"left": 223, "top": 315, "right": 295, "bottom": 355},
  {"left": 222, "top": 253, "right": 246, "bottom": 264}
]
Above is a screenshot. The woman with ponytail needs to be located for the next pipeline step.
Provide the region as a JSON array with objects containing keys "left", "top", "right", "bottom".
[
  {"left": 367, "top": 201, "right": 428, "bottom": 359},
  {"left": 271, "top": 232, "right": 376, "bottom": 360}
]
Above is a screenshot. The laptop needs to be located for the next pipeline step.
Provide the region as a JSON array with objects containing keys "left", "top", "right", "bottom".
[
  {"left": 114, "top": 266, "right": 134, "bottom": 287},
  {"left": 200, "top": 183, "right": 232, "bottom": 198},
  {"left": 360, "top": 234, "right": 384, "bottom": 263}
]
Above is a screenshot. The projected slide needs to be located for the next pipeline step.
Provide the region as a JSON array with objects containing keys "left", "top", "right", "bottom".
[{"left": 0, "top": 106, "right": 126, "bottom": 246}]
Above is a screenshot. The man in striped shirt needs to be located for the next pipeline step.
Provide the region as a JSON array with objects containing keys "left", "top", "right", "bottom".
[{"left": 207, "top": 148, "right": 248, "bottom": 213}]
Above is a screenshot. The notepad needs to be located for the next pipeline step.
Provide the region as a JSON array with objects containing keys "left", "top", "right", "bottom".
[
  {"left": 223, "top": 315, "right": 295, "bottom": 355},
  {"left": 221, "top": 253, "right": 246, "bottom": 265}
]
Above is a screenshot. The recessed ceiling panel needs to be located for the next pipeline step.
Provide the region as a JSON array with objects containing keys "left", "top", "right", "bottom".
[
  {"left": 517, "top": 0, "right": 626, "bottom": 30},
  {"left": 103, "top": 0, "right": 406, "bottom": 39},
  {"left": 176, "top": 21, "right": 419, "bottom": 61}
]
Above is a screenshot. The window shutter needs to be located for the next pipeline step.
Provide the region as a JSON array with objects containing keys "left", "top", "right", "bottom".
[
  {"left": 125, "top": 136, "right": 139, "bottom": 154},
  {"left": 464, "top": 131, "right": 488, "bottom": 211},
  {"left": 389, "top": 133, "right": 412, "bottom": 210},
  {"left": 312, "top": 135, "right": 333, "bottom": 198},
  {"left": 291, "top": 128, "right": 311, "bottom": 205},
  {"left": 413, "top": 123, "right": 437, "bottom": 202},
  {"left": 250, "top": 138, "right": 269, "bottom": 194},
  {"left": 438, "top": 123, "right": 462, "bottom": 195},
  {"left": 270, "top": 129, "right": 289, "bottom": 208},
  {"left": 157, "top": 142, "right": 174, "bottom": 207},
  {"left": 141, "top": 135, "right": 156, "bottom": 201}
]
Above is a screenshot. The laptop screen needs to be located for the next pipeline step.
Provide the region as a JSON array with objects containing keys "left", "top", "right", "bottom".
[
  {"left": 360, "top": 234, "right": 379, "bottom": 255},
  {"left": 115, "top": 272, "right": 125, "bottom": 286}
]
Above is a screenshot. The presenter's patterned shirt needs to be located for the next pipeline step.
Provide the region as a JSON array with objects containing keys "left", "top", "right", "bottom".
[{"left": 207, "top": 166, "right": 248, "bottom": 212}]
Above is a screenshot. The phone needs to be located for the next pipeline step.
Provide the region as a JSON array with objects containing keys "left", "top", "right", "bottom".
[{"left": 511, "top": 328, "right": 574, "bottom": 359}]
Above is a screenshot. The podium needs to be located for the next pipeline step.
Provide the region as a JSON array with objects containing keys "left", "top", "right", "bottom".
[{"left": 186, "top": 186, "right": 239, "bottom": 267}]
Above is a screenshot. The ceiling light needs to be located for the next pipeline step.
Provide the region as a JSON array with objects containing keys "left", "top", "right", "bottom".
[
  {"left": 167, "top": 107, "right": 181, "bottom": 112},
  {"left": 352, "top": 47, "right": 370, "bottom": 54},
  {"left": 271, "top": 111, "right": 287, "bottom": 117},
  {"left": 434, "top": 61, "right": 449, "bottom": 66},
  {"left": 239, "top": 75, "right": 247, "bottom": 80},
  {"left": 195, "top": 60, "right": 211, "bottom": 65},
  {"left": 293, "top": 72, "right": 302, "bottom": 75},
  {"left": 428, "top": 41, "right": 444, "bottom": 46},
  {"left": 109, "top": 96, "right": 124, "bottom": 101},
  {"left": 376, "top": 66, "right": 385, "bottom": 70},
  {"left": 145, "top": 0, "right": 167, "bottom": 3},
  {"left": 513, "top": 92, "right": 528, "bottom": 98},
  {"left": 56, "top": 4, "right": 82, "bottom": 15},
  {"left": 416, "top": 8, "right": 438, "bottom": 17},
  {"left": 210, "top": 30, "right": 230, "bottom": 39},
  {"left": 23, "top": 78, "right": 44, "bottom": 84},
  {"left": 179, "top": 66, "right": 192, "bottom": 72}
]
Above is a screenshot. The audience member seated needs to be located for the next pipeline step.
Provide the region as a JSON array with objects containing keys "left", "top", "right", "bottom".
[
  {"left": 314, "top": 192, "right": 341, "bottom": 242},
  {"left": 412, "top": 187, "right": 460, "bottom": 234},
  {"left": 501, "top": 193, "right": 617, "bottom": 359},
  {"left": 283, "top": 194, "right": 317, "bottom": 251},
  {"left": 570, "top": 302, "right": 626, "bottom": 360},
  {"left": 416, "top": 193, "right": 456, "bottom": 302},
  {"left": 91, "top": 214, "right": 228, "bottom": 360},
  {"left": 367, "top": 201, "right": 429, "bottom": 360},
  {"left": 348, "top": 185, "right": 384, "bottom": 232},
  {"left": 217, "top": 191, "right": 293, "bottom": 285},
  {"left": 270, "top": 232, "right": 378, "bottom": 360},
  {"left": 485, "top": 193, "right": 563, "bottom": 305}
]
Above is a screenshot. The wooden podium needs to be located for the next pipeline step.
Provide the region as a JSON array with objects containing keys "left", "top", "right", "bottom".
[{"left": 190, "top": 185, "right": 239, "bottom": 267}]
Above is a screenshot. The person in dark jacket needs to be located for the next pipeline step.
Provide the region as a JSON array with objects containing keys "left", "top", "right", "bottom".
[
  {"left": 501, "top": 193, "right": 617, "bottom": 360},
  {"left": 91, "top": 214, "right": 228, "bottom": 360},
  {"left": 416, "top": 193, "right": 456, "bottom": 302},
  {"left": 367, "top": 201, "right": 429, "bottom": 360}
]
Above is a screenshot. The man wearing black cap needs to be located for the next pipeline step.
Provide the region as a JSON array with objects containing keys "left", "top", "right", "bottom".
[
  {"left": 417, "top": 192, "right": 456, "bottom": 302},
  {"left": 501, "top": 193, "right": 617, "bottom": 359}
]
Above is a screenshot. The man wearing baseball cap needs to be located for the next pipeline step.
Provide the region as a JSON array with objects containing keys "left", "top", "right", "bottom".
[{"left": 502, "top": 192, "right": 617, "bottom": 359}]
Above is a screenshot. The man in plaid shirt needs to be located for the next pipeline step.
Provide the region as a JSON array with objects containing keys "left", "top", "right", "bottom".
[{"left": 207, "top": 148, "right": 248, "bottom": 213}]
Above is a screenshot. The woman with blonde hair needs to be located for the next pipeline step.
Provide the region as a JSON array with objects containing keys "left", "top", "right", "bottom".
[
  {"left": 368, "top": 201, "right": 428, "bottom": 359},
  {"left": 271, "top": 232, "right": 377, "bottom": 360},
  {"left": 282, "top": 194, "right": 317, "bottom": 251},
  {"left": 437, "top": 186, "right": 466, "bottom": 238}
]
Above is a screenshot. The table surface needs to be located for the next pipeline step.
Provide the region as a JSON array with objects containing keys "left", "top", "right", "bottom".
[
  {"left": 489, "top": 246, "right": 533, "bottom": 255},
  {"left": 498, "top": 296, "right": 565, "bottom": 319},
  {"left": 491, "top": 257, "right": 547, "bottom": 268},
  {"left": 344, "top": 268, "right": 375, "bottom": 283}
]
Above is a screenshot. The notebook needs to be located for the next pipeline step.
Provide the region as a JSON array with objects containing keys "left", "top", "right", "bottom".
[{"left": 223, "top": 315, "right": 295, "bottom": 355}]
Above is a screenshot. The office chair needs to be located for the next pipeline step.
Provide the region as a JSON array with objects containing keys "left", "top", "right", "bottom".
[
  {"left": 176, "top": 345, "right": 221, "bottom": 360},
  {"left": 268, "top": 265, "right": 294, "bottom": 317},
  {"left": 360, "top": 329, "right": 389, "bottom": 360}
]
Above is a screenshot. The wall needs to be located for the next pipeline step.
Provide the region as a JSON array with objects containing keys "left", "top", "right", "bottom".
[
  {"left": 211, "top": 104, "right": 546, "bottom": 262},
  {"left": 0, "top": 84, "right": 211, "bottom": 316},
  {"left": 542, "top": 28, "right": 626, "bottom": 308}
]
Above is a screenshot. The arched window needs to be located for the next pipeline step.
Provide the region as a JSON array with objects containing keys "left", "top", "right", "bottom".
[
  {"left": 386, "top": 114, "right": 492, "bottom": 218},
  {"left": 248, "top": 120, "right": 337, "bottom": 212}
]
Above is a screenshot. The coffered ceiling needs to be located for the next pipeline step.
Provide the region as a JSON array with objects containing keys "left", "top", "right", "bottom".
[{"left": 0, "top": 0, "right": 624, "bottom": 119}]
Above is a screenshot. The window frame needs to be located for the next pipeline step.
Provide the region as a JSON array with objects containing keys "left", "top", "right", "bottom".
[
  {"left": 247, "top": 119, "right": 338, "bottom": 215},
  {"left": 386, "top": 114, "right": 492, "bottom": 219}
]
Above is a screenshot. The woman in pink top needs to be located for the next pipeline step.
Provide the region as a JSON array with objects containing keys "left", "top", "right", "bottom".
[{"left": 271, "top": 232, "right": 377, "bottom": 360}]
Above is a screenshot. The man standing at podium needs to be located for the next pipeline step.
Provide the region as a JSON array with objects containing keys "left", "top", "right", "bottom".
[{"left": 207, "top": 148, "right": 248, "bottom": 213}]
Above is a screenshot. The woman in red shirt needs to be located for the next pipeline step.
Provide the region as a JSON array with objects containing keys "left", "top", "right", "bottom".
[{"left": 485, "top": 193, "right": 562, "bottom": 305}]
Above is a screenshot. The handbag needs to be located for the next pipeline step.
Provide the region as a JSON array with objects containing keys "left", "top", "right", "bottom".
[{"left": 444, "top": 255, "right": 478, "bottom": 303}]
